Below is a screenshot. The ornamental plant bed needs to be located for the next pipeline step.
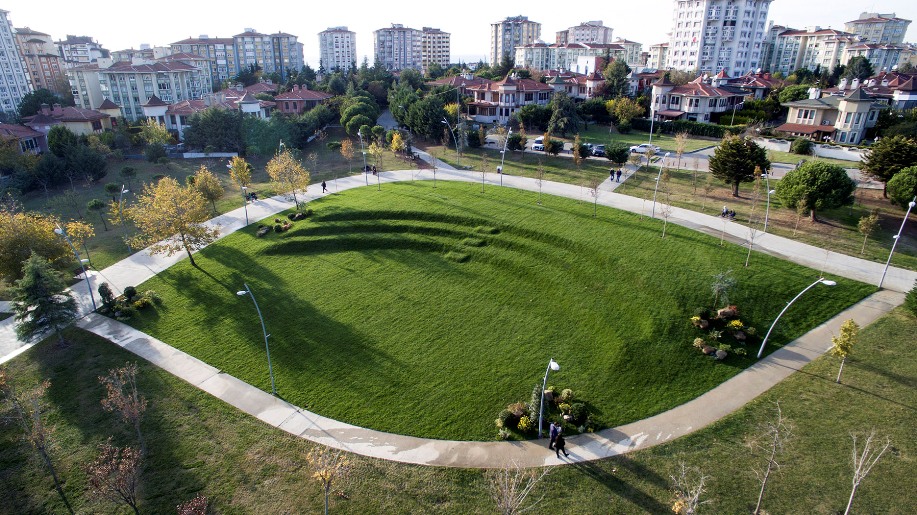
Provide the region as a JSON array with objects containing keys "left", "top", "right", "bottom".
[{"left": 689, "top": 305, "right": 757, "bottom": 360}]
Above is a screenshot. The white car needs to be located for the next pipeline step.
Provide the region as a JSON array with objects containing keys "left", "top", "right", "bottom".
[
  {"left": 629, "top": 143, "right": 661, "bottom": 154},
  {"left": 532, "top": 137, "right": 545, "bottom": 151}
]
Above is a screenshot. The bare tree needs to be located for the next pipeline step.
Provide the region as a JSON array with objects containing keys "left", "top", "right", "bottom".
[
  {"left": 675, "top": 132, "right": 689, "bottom": 171},
  {"left": 693, "top": 157, "right": 701, "bottom": 193},
  {"left": 99, "top": 363, "right": 148, "bottom": 455},
  {"left": 857, "top": 211, "right": 880, "bottom": 255},
  {"left": 792, "top": 200, "right": 808, "bottom": 236},
  {"left": 748, "top": 403, "right": 792, "bottom": 515},
  {"left": 0, "top": 370, "right": 74, "bottom": 513},
  {"left": 588, "top": 177, "right": 602, "bottom": 217},
  {"left": 307, "top": 446, "right": 351, "bottom": 515},
  {"left": 86, "top": 438, "right": 142, "bottom": 515},
  {"left": 845, "top": 431, "right": 892, "bottom": 515},
  {"left": 432, "top": 150, "right": 438, "bottom": 188},
  {"left": 670, "top": 462, "right": 710, "bottom": 514},
  {"left": 488, "top": 461, "right": 551, "bottom": 515},
  {"left": 535, "top": 160, "right": 545, "bottom": 205},
  {"left": 660, "top": 169, "right": 674, "bottom": 237},
  {"left": 711, "top": 270, "right": 736, "bottom": 310},
  {"left": 480, "top": 153, "right": 489, "bottom": 193},
  {"left": 702, "top": 174, "right": 715, "bottom": 212}
]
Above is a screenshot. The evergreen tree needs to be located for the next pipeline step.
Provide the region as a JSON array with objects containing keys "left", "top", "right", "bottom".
[
  {"left": 708, "top": 135, "right": 770, "bottom": 197},
  {"left": 13, "top": 252, "right": 79, "bottom": 344}
]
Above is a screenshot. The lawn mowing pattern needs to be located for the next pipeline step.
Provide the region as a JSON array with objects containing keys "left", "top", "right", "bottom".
[{"left": 127, "top": 181, "right": 873, "bottom": 441}]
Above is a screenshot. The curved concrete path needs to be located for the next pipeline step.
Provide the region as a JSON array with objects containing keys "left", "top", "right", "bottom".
[{"left": 2, "top": 161, "right": 913, "bottom": 468}]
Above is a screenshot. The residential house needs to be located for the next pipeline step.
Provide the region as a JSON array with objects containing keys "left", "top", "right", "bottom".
[
  {"left": 22, "top": 103, "right": 112, "bottom": 136},
  {"left": 111, "top": 45, "right": 171, "bottom": 63},
  {"left": 775, "top": 86, "right": 883, "bottom": 144},
  {"left": 545, "top": 71, "right": 605, "bottom": 101},
  {"left": 13, "top": 27, "right": 65, "bottom": 93},
  {"left": 0, "top": 122, "right": 46, "bottom": 154},
  {"left": 141, "top": 89, "right": 274, "bottom": 141},
  {"left": 465, "top": 75, "right": 553, "bottom": 124},
  {"left": 273, "top": 84, "right": 332, "bottom": 115},
  {"left": 650, "top": 71, "right": 749, "bottom": 123},
  {"left": 821, "top": 73, "right": 917, "bottom": 110},
  {"left": 726, "top": 70, "right": 782, "bottom": 99}
]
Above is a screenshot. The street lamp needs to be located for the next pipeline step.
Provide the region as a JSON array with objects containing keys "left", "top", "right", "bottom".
[
  {"left": 651, "top": 152, "right": 670, "bottom": 218},
  {"left": 240, "top": 186, "right": 249, "bottom": 225},
  {"left": 54, "top": 224, "right": 97, "bottom": 312},
  {"left": 118, "top": 185, "right": 132, "bottom": 252},
  {"left": 730, "top": 101, "right": 744, "bottom": 125},
  {"left": 537, "top": 358, "right": 560, "bottom": 438},
  {"left": 878, "top": 195, "right": 916, "bottom": 289},
  {"left": 763, "top": 189, "right": 776, "bottom": 233},
  {"left": 497, "top": 128, "right": 512, "bottom": 187},
  {"left": 756, "top": 278, "right": 836, "bottom": 358},
  {"left": 648, "top": 105, "right": 656, "bottom": 146},
  {"left": 357, "top": 130, "right": 368, "bottom": 186},
  {"left": 236, "top": 283, "right": 277, "bottom": 396},
  {"left": 441, "top": 118, "right": 460, "bottom": 168}
]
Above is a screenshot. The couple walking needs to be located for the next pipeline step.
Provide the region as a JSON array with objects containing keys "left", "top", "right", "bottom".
[{"left": 548, "top": 422, "right": 569, "bottom": 458}]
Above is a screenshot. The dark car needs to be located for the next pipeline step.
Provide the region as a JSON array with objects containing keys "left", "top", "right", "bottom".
[{"left": 592, "top": 144, "right": 606, "bottom": 157}]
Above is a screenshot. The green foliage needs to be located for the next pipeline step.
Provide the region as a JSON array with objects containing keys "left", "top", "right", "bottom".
[
  {"left": 345, "top": 115, "right": 373, "bottom": 137},
  {"left": 605, "top": 143, "right": 630, "bottom": 166},
  {"left": 775, "top": 161, "right": 855, "bottom": 220},
  {"left": 603, "top": 60, "right": 631, "bottom": 98},
  {"left": 630, "top": 118, "right": 744, "bottom": 138},
  {"left": 515, "top": 104, "right": 551, "bottom": 132},
  {"left": 578, "top": 98, "right": 611, "bottom": 124},
  {"left": 17, "top": 88, "right": 72, "bottom": 117},
  {"left": 707, "top": 135, "right": 770, "bottom": 196},
  {"left": 548, "top": 92, "right": 581, "bottom": 137},
  {"left": 0, "top": 210, "right": 71, "bottom": 283},
  {"left": 12, "top": 252, "right": 78, "bottom": 343},
  {"left": 144, "top": 143, "right": 167, "bottom": 163},
  {"left": 466, "top": 130, "right": 481, "bottom": 148},
  {"left": 182, "top": 108, "right": 244, "bottom": 153},
  {"left": 98, "top": 282, "right": 115, "bottom": 310},
  {"left": 842, "top": 56, "right": 875, "bottom": 81},
  {"left": 48, "top": 126, "right": 78, "bottom": 158},
  {"left": 885, "top": 166, "right": 917, "bottom": 209},
  {"left": 905, "top": 283, "right": 917, "bottom": 316},
  {"left": 544, "top": 139, "right": 564, "bottom": 156},
  {"left": 790, "top": 138, "right": 812, "bottom": 155},
  {"left": 777, "top": 85, "right": 811, "bottom": 104},
  {"left": 861, "top": 135, "right": 917, "bottom": 185}
]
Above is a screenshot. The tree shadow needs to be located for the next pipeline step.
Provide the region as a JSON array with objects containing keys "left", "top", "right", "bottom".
[{"left": 568, "top": 458, "right": 670, "bottom": 513}]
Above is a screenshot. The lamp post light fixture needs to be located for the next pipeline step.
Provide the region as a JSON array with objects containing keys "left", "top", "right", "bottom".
[
  {"left": 118, "top": 185, "right": 132, "bottom": 252},
  {"left": 237, "top": 283, "right": 277, "bottom": 396},
  {"left": 240, "top": 186, "right": 249, "bottom": 225},
  {"left": 497, "top": 129, "right": 511, "bottom": 187},
  {"left": 358, "top": 130, "right": 368, "bottom": 186},
  {"left": 648, "top": 105, "right": 656, "bottom": 146},
  {"left": 763, "top": 189, "right": 776, "bottom": 233},
  {"left": 441, "top": 118, "right": 460, "bottom": 168},
  {"left": 878, "top": 195, "right": 916, "bottom": 289},
  {"left": 730, "top": 101, "right": 744, "bottom": 126},
  {"left": 651, "top": 152, "right": 670, "bottom": 219},
  {"left": 54, "top": 224, "right": 97, "bottom": 312},
  {"left": 537, "top": 358, "right": 560, "bottom": 438},
  {"left": 756, "top": 278, "right": 836, "bottom": 358}
]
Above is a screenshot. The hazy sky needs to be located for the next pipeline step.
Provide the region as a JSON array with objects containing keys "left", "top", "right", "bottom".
[{"left": 7, "top": 1, "right": 916, "bottom": 67}]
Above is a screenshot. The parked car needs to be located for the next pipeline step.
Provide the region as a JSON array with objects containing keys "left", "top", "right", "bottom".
[
  {"left": 592, "top": 144, "right": 606, "bottom": 157},
  {"left": 532, "top": 137, "right": 545, "bottom": 151},
  {"left": 629, "top": 143, "right": 661, "bottom": 154}
]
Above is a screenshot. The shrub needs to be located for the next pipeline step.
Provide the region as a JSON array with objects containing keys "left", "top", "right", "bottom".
[
  {"left": 617, "top": 122, "right": 631, "bottom": 134},
  {"left": 133, "top": 298, "right": 152, "bottom": 309},
  {"left": 517, "top": 415, "right": 533, "bottom": 433},
  {"left": 497, "top": 428, "right": 511, "bottom": 440},
  {"left": 693, "top": 307, "right": 711, "bottom": 319},
  {"left": 326, "top": 141, "right": 342, "bottom": 151},
  {"left": 734, "top": 347, "right": 748, "bottom": 356},
  {"left": 287, "top": 213, "right": 296, "bottom": 220},
  {"left": 558, "top": 402, "right": 572, "bottom": 414},
  {"left": 115, "top": 304, "right": 137, "bottom": 320},
  {"left": 466, "top": 130, "right": 482, "bottom": 148},
  {"left": 708, "top": 329, "right": 722, "bottom": 341},
  {"left": 692, "top": 337, "right": 705, "bottom": 349},
  {"left": 790, "top": 137, "right": 813, "bottom": 155},
  {"left": 496, "top": 409, "right": 514, "bottom": 429},
  {"left": 745, "top": 326, "right": 757, "bottom": 336},
  {"left": 123, "top": 286, "right": 138, "bottom": 301},
  {"left": 568, "top": 403, "right": 587, "bottom": 425},
  {"left": 98, "top": 283, "right": 115, "bottom": 310},
  {"left": 727, "top": 319, "right": 745, "bottom": 331},
  {"left": 274, "top": 224, "right": 284, "bottom": 233},
  {"left": 141, "top": 290, "right": 161, "bottom": 305},
  {"left": 527, "top": 385, "right": 542, "bottom": 421},
  {"left": 717, "top": 343, "right": 732, "bottom": 353},
  {"left": 558, "top": 388, "right": 575, "bottom": 403},
  {"left": 145, "top": 142, "right": 167, "bottom": 162}
]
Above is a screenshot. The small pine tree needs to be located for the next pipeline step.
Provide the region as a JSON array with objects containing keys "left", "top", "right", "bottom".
[
  {"left": 13, "top": 253, "right": 79, "bottom": 344},
  {"left": 904, "top": 282, "right": 917, "bottom": 317}
]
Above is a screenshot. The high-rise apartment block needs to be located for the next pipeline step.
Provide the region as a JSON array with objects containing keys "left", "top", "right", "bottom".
[
  {"left": 374, "top": 24, "right": 422, "bottom": 71},
  {"left": 56, "top": 35, "right": 108, "bottom": 65},
  {"left": 648, "top": 42, "right": 669, "bottom": 69},
  {"left": 0, "top": 10, "right": 31, "bottom": 116},
  {"left": 490, "top": 16, "right": 540, "bottom": 65},
  {"left": 421, "top": 27, "right": 450, "bottom": 74},
  {"left": 98, "top": 58, "right": 212, "bottom": 121},
  {"left": 13, "top": 27, "right": 64, "bottom": 93},
  {"left": 766, "top": 27, "right": 856, "bottom": 75},
  {"left": 556, "top": 21, "right": 613, "bottom": 45},
  {"left": 170, "top": 36, "right": 238, "bottom": 87},
  {"left": 667, "top": 0, "right": 773, "bottom": 75},
  {"left": 613, "top": 38, "right": 645, "bottom": 67},
  {"left": 844, "top": 12, "right": 911, "bottom": 45},
  {"left": 319, "top": 27, "right": 356, "bottom": 72},
  {"left": 233, "top": 29, "right": 303, "bottom": 81}
]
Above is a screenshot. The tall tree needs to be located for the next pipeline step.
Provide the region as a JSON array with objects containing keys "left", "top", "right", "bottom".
[
  {"left": 86, "top": 439, "right": 142, "bottom": 515},
  {"left": 0, "top": 211, "right": 71, "bottom": 283},
  {"left": 708, "top": 135, "right": 770, "bottom": 196},
  {"left": 611, "top": 97, "right": 644, "bottom": 127},
  {"left": 547, "top": 92, "right": 580, "bottom": 137},
  {"left": 831, "top": 319, "right": 859, "bottom": 384},
  {"left": 138, "top": 118, "right": 171, "bottom": 146},
  {"left": 182, "top": 108, "right": 245, "bottom": 153},
  {"left": 47, "top": 125, "right": 78, "bottom": 158},
  {"left": 99, "top": 362, "right": 148, "bottom": 454},
  {"left": 192, "top": 165, "right": 225, "bottom": 213},
  {"left": 861, "top": 136, "right": 917, "bottom": 197},
  {"left": 266, "top": 149, "right": 310, "bottom": 210},
  {"left": 602, "top": 60, "right": 632, "bottom": 98},
  {"left": 16, "top": 89, "right": 70, "bottom": 118},
  {"left": 13, "top": 252, "right": 79, "bottom": 344},
  {"left": 605, "top": 143, "right": 629, "bottom": 170},
  {"left": 65, "top": 220, "right": 95, "bottom": 264},
  {"left": 228, "top": 156, "right": 252, "bottom": 192},
  {"left": 842, "top": 56, "right": 875, "bottom": 81},
  {"left": 339, "top": 139, "right": 355, "bottom": 176},
  {"left": 124, "top": 177, "right": 220, "bottom": 267},
  {"left": 775, "top": 161, "right": 855, "bottom": 221}
]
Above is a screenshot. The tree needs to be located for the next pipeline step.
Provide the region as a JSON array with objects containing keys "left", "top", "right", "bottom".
[
  {"left": 306, "top": 446, "right": 351, "bottom": 515},
  {"left": 886, "top": 166, "right": 917, "bottom": 209},
  {"left": 124, "top": 177, "right": 220, "bottom": 267},
  {"left": 861, "top": 136, "right": 917, "bottom": 196},
  {"left": 775, "top": 161, "right": 855, "bottom": 221},
  {"left": 0, "top": 371, "right": 74, "bottom": 514},
  {"left": 99, "top": 362, "right": 148, "bottom": 454},
  {"left": 17, "top": 88, "right": 69, "bottom": 117},
  {"left": 842, "top": 56, "right": 875, "bottom": 81},
  {"left": 666, "top": 69, "right": 697, "bottom": 86},
  {"left": 670, "top": 462, "right": 710, "bottom": 515},
  {"left": 845, "top": 430, "right": 892, "bottom": 515},
  {"left": 138, "top": 118, "right": 171, "bottom": 146},
  {"left": 605, "top": 143, "right": 629, "bottom": 169},
  {"left": 86, "top": 438, "right": 142, "bottom": 515},
  {"left": 587, "top": 176, "right": 602, "bottom": 217},
  {"left": 0, "top": 210, "right": 71, "bottom": 283},
  {"left": 193, "top": 165, "right": 225, "bottom": 213},
  {"left": 777, "top": 85, "right": 811, "bottom": 104},
  {"left": 711, "top": 269, "right": 736, "bottom": 309},
  {"left": 47, "top": 125, "right": 78, "bottom": 158},
  {"left": 535, "top": 161, "right": 545, "bottom": 205},
  {"left": 750, "top": 403, "right": 792, "bottom": 515},
  {"left": 119, "top": 166, "right": 136, "bottom": 190},
  {"left": 13, "top": 252, "right": 79, "bottom": 344},
  {"left": 266, "top": 149, "right": 310, "bottom": 209},
  {"left": 183, "top": 108, "right": 245, "bottom": 153},
  {"left": 339, "top": 139, "right": 354, "bottom": 176},
  {"left": 831, "top": 319, "right": 859, "bottom": 384},
  {"left": 544, "top": 139, "right": 563, "bottom": 156},
  {"left": 857, "top": 211, "right": 880, "bottom": 254},
  {"left": 488, "top": 461, "right": 551, "bottom": 515},
  {"left": 65, "top": 220, "right": 95, "bottom": 264},
  {"left": 602, "top": 60, "right": 631, "bottom": 98},
  {"left": 68, "top": 145, "right": 108, "bottom": 184},
  {"left": 389, "top": 131, "right": 406, "bottom": 154},
  {"left": 228, "top": 156, "right": 252, "bottom": 192},
  {"left": 708, "top": 135, "right": 770, "bottom": 197},
  {"left": 547, "top": 92, "right": 581, "bottom": 136},
  {"left": 87, "top": 199, "right": 108, "bottom": 231},
  {"left": 104, "top": 182, "right": 121, "bottom": 201},
  {"left": 675, "top": 132, "right": 689, "bottom": 171},
  {"left": 611, "top": 97, "right": 644, "bottom": 127}
]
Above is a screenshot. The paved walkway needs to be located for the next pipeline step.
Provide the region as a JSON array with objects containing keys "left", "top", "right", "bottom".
[{"left": 2, "top": 163, "right": 913, "bottom": 468}]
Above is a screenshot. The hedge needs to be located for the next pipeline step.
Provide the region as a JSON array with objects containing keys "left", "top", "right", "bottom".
[{"left": 631, "top": 117, "right": 747, "bottom": 139}]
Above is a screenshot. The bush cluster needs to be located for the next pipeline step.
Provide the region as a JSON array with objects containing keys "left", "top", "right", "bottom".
[
  {"left": 494, "top": 385, "right": 599, "bottom": 440},
  {"left": 97, "top": 282, "right": 160, "bottom": 320},
  {"left": 631, "top": 118, "right": 745, "bottom": 138},
  {"left": 689, "top": 305, "right": 755, "bottom": 359}
]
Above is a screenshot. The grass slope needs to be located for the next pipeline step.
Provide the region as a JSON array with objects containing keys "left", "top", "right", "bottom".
[{"left": 123, "top": 181, "right": 872, "bottom": 441}]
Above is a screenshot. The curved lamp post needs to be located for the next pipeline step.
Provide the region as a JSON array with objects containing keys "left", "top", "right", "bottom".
[
  {"left": 651, "top": 152, "right": 670, "bottom": 219},
  {"left": 237, "top": 283, "right": 277, "bottom": 396},
  {"left": 441, "top": 118, "right": 460, "bottom": 168},
  {"left": 357, "top": 130, "right": 368, "bottom": 186},
  {"left": 54, "top": 224, "right": 97, "bottom": 312},
  {"left": 537, "top": 358, "right": 560, "bottom": 438},
  {"left": 878, "top": 196, "right": 916, "bottom": 289},
  {"left": 497, "top": 129, "right": 512, "bottom": 187},
  {"left": 757, "top": 278, "right": 836, "bottom": 358}
]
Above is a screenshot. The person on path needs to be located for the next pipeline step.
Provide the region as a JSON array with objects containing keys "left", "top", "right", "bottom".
[
  {"left": 321, "top": 180, "right": 328, "bottom": 193},
  {"left": 555, "top": 434, "right": 569, "bottom": 458},
  {"left": 548, "top": 422, "right": 558, "bottom": 450},
  {"left": 609, "top": 169, "right": 614, "bottom": 181},
  {"left": 616, "top": 169, "right": 622, "bottom": 182},
  {"left": 722, "top": 206, "right": 729, "bottom": 217}
]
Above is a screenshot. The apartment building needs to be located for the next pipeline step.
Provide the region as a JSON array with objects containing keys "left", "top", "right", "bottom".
[
  {"left": 111, "top": 45, "right": 170, "bottom": 63},
  {"left": 648, "top": 42, "right": 669, "bottom": 69},
  {"left": 768, "top": 27, "right": 855, "bottom": 75},
  {"left": 14, "top": 27, "right": 65, "bottom": 93},
  {"left": 667, "top": 0, "right": 773, "bottom": 75},
  {"left": 56, "top": 35, "right": 108, "bottom": 65},
  {"left": 844, "top": 12, "right": 911, "bottom": 45},
  {"left": 233, "top": 29, "right": 303, "bottom": 80},
  {"left": 842, "top": 43, "right": 905, "bottom": 73},
  {"left": 421, "top": 27, "right": 450, "bottom": 75},
  {"left": 515, "top": 43, "right": 626, "bottom": 72},
  {"left": 373, "top": 24, "right": 423, "bottom": 71},
  {"left": 613, "top": 38, "right": 644, "bottom": 67},
  {"left": 318, "top": 27, "right": 356, "bottom": 72},
  {"left": 0, "top": 11, "right": 31, "bottom": 116},
  {"left": 98, "top": 59, "right": 211, "bottom": 121},
  {"left": 170, "top": 36, "right": 238, "bottom": 87},
  {"left": 556, "top": 21, "right": 613, "bottom": 45},
  {"left": 490, "top": 16, "right": 540, "bottom": 65},
  {"left": 66, "top": 62, "right": 106, "bottom": 110}
]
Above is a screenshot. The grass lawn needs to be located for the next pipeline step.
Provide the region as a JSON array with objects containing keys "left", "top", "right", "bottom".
[
  {"left": 2, "top": 306, "right": 912, "bottom": 513},
  {"left": 621, "top": 167, "right": 917, "bottom": 271},
  {"left": 766, "top": 148, "right": 860, "bottom": 169},
  {"left": 124, "top": 181, "right": 872, "bottom": 441}
]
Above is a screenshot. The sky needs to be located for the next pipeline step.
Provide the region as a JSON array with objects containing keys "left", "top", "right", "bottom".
[{"left": 7, "top": 1, "right": 916, "bottom": 68}]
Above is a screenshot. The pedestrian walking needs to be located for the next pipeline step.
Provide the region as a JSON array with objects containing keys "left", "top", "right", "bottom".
[
  {"left": 616, "top": 169, "right": 622, "bottom": 182},
  {"left": 609, "top": 169, "right": 614, "bottom": 181},
  {"left": 555, "top": 434, "right": 569, "bottom": 458},
  {"left": 321, "top": 180, "right": 328, "bottom": 193},
  {"left": 548, "top": 422, "right": 559, "bottom": 450}
]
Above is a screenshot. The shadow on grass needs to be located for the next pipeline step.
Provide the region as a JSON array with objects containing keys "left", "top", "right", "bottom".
[{"left": 568, "top": 458, "right": 670, "bottom": 512}]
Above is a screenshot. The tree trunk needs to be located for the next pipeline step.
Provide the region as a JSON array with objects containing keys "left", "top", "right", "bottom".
[
  {"left": 292, "top": 190, "right": 300, "bottom": 211},
  {"left": 810, "top": 209, "right": 817, "bottom": 222},
  {"left": 211, "top": 199, "right": 217, "bottom": 213},
  {"left": 845, "top": 483, "right": 859, "bottom": 515},
  {"left": 836, "top": 357, "right": 846, "bottom": 383},
  {"left": 861, "top": 233, "right": 868, "bottom": 254},
  {"left": 733, "top": 182, "right": 740, "bottom": 197},
  {"left": 98, "top": 213, "right": 108, "bottom": 231}
]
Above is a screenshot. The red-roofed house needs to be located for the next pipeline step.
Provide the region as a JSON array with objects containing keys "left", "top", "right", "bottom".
[
  {"left": 465, "top": 75, "right": 553, "bottom": 124},
  {"left": 0, "top": 123, "right": 47, "bottom": 154},
  {"left": 651, "top": 73, "right": 750, "bottom": 123},
  {"left": 22, "top": 103, "right": 112, "bottom": 136},
  {"left": 775, "top": 87, "right": 883, "bottom": 144},
  {"left": 273, "top": 85, "right": 332, "bottom": 115}
]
